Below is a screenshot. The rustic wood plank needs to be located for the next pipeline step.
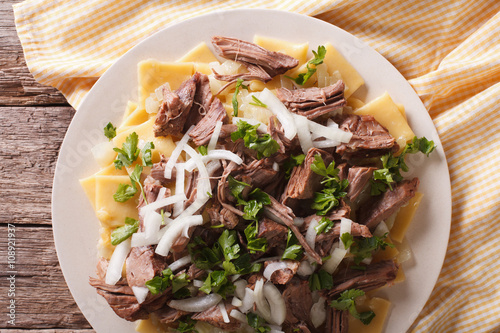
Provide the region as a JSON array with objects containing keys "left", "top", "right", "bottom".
[
  {"left": 0, "top": 1, "right": 68, "bottom": 106},
  {"left": 0, "top": 106, "right": 75, "bottom": 225},
  {"left": 1, "top": 331, "right": 94, "bottom": 333},
  {"left": 0, "top": 226, "right": 92, "bottom": 329}
]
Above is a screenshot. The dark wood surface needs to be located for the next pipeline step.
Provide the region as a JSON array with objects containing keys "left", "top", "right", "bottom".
[{"left": 0, "top": 1, "right": 93, "bottom": 331}]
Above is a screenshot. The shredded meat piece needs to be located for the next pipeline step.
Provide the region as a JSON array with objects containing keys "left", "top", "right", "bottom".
[
  {"left": 326, "top": 308, "right": 349, "bottom": 333},
  {"left": 347, "top": 166, "right": 377, "bottom": 201},
  {"left": 276, "top": 81, "right": 346, "bottom": 120},
  {"left": 359, "top": 177, "right": 419, "bottom": 230},
  {"left": 263, "top": 260, "right": 299, "bottom": 284},
  {"left": 336, "top": 114, "right": 398, "bottom": 159},
  {"left": 126, "top": 246, "right": 167, "bottom": 288},
  {"left": 191, "top": 302, "right": 241, "bottom": 330},
  {"left": 154, "top": 307, "right": 187, "bottom": 324},
  {"left": 211, "top": 36, "right": 299, "bottom": 83},
  {"left": 189, "top": 97, "right": 227, "bottom": 146},
  {"left": 283, "top": 278, "right": 314, "bottom": 327}
]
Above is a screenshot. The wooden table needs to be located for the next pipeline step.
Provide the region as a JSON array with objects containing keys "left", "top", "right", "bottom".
[{"left": 0, "top": 1, "right": 93, "bottom": 332}]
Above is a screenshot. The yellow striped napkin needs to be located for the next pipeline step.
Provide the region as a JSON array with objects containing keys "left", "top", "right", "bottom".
[{"left": 14, "top": 0, "right": 500, "bottom": 332}]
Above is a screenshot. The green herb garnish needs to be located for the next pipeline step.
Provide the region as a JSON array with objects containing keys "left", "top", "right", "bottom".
[
  {"left": 140, "top": 141, "right": 155, "bottom": 167},
  {"left": 247, "top": 312, "right": 271, "bottom": 333},
  {"left": 145, "top": 268, "right": 191, "bottom": 296},
  {"left": 104, "top": 122, "right": 116, "bottom": 140},
  {"left": 309, "top": 269, "right": 333, "bottom": 291},
  {"left": 174, "top": 317, "right": 198, "bottom": 333},
  {"left": 330, "top": 289, "right": 376, "bottom": 325},
  {"left": 282, "top": 154, "right": 305, "bottom": 179},
  {"left": 232, "top": 79, "right": 248, "bottom": 117},
  {"left": 113, "top": 132, "right": 140, "bottom": 169},
  {"left": 315, "top": 217, "right": 335, "bottom": 234},
  {"left": 287, "top": 45, "right": 326, "bottom": 85},
  {"left": 281, "top": 228, "right": 303, "bottom": 261},
  {"left": 249, "top": 95, "right": 267, "bottom": 108},
  {"left": 110, "top": 217, "right": 139, "bottom": 245},
  {"left": 231, "top": 120, "right": 280, "bottom": 159}
]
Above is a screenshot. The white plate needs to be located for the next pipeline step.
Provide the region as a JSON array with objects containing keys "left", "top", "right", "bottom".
[{"left": 52, "top": 8, "right": 451, "bottom": 333}]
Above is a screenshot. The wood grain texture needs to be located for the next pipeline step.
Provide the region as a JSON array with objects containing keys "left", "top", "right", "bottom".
[
  {"left": 0, "top": 106, "right": 75, "bottom": 226},
  {"left": 0, "top": 1, "right": 68, "bottom": 106},
  {"left": 0, "top": 226, "right": 92, "bottom": 330}
]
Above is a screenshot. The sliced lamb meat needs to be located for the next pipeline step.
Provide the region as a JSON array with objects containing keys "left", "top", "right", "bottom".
[
  {"left": 315, "top": 220, "right": 372, "bottom": 257},
  {"left": 218, "top": 123, "right": 237, "bottom": 141},
  {"left": 335, "top": 114, "right": 398, "bottom": 160},
  {"left": 346, "top": 166, "right": 377, "bottom": 201},
  {"left": 154, "top": 307, "right": 188, "bottom": 324},
  {"left": 154, "top": 75, "right": 197, "bottom": 138},
  {"left": 150, "top": 155, "right": 176, "bottom": 185},
  {"left": 268, "top": 115, "right": 299, "bottom": 156},
  {"left": 359, "top": 177, "right": 419, "bottom": 230},
  {"left": 184, "top": 72, "right": 213, "bottom": 130},
  {"left": 211, "top": 36, "right": 299, "bottom": 83},
  {"left": 263, "top": 196, "right": 322, "bottom": 264},
  {"left": 207, "top": 199, "right": 240, "bottom": 229},
  {"left": 96, "top": 257, "right": 109, "bottom": 280},
  {"left": 264, "top": 260, "right": 299, "bottom": 284},
  {"left": 326, "top": 308, "right": 349, "bottom": 333},
  {"left": 191, "top": 303, "right": 241, "bottom": 331},
  {"left": 283, "top": 278, "right": 314, "bottom": 326},
  {"left": 282, "top": 147, "right": 334, "bottom": 208},
  {"left": 89, "top": 278, "right": 148, "bottom": 321},
  {"left": 276, "top": 81, "right": 346, "bottom": 120},
  {"left": 137, "top": 176, "right": 168, "bottom": 211},
  {"left": 189, "top": 97, "right": 227, "bottom": 146},
  {"left": 126, "top": 246, "right": 167, "bottom": 288},
  {"left": 257, "top": 218, "right": 288, "bottom": 252},
  {"left": 326, "top": 260, "right": 399, "bottom": 298},
  {"left": 238, "top": 158, "right": 279, "bottom": 190}
]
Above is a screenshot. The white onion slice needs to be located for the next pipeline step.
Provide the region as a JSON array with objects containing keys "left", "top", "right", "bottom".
[
  {"left": 293, "top": 217, "right": 305, "bottom": 227},
  {"left": 232, "top": 117, "right": 268, "bottom": 133},
  {"left": 168, "top": 255, "right": 192, "bottom": 272},
  {"left": 234, "top": 280, "right": 247, "bottom": 299},
  {"left": 144, "top": 211, "right": 163, "bottom": 240},
  {"left": 374, "top": 221, "right": 390, "bottom": 238},
  {"left": 254, "top": 279, "right": 272, "bottom": 322},
  {"left": 264, "top": 282, "right": 286, "bottom": 325},
  {"left": 192, "top": 280, "right": 204, "bottom": 288},
  {"left": 173, "top": 163, "right": 186, "bottom": 217},
  {"left": 145, "top": 95, "right": 160, "bottom": 114},
  {"left": 323, "top": 246, "right": 347, "bottom": 274},
  {"left": 207, "top": 121, "right": 223, "bottom": 151},
  {"left": 139, "top": 193, "right": 187, "bottom": 217},
  {"left": 229, "top": 309, "right": 247, "bottom": 323},
  {"left": 312, "top": 139, "right": 341, "bottom": 149},
  {"left": 155, "top": 215, "right": 203, "bottom": 256},
  {"left": 339, "top": 218, "right": 352, "bottom": 250},
  {"left": 311, "top": 297, "right": 327, "bottom": 328},
  {"left": 183, "top": 144, "right": 211, "bottom": 200},
  {"left": 297, "top": 260, "right": 315, "bottom": 277},
  {"left": 218, "top": 302, "right": 230, "bottom": 323},
  {"left": 91, "top": 141, "right": 115, "bottom": 167},
  {"left": 132, "top": 286, "right": 149, "bottom": 304},
  {"left": 307, "top": 119, "right": 352, "bottom": 143},
  {"left": 131, "top": 227, "right": 167, "bottom": 247},
  {"left": 185, "top": 149, "right": 243, "bottom": 172},
  {"left": 164, "top": 126, "right": 194, "bottom": 179},
  {"left": 293, "top": 114, "right": 314, "bottom": 154},
  {"left": 239, "top": 287, "right": 255, "bottom": 314},
  {"left": 306, "top": 217, "right": 320, "bottom": 250},
  {"left": 169, "top": 293, "right": 222, "bottom": 313},
  {"left": 231, "top": 297, "right": 243, "bottom": 307},
  {"left": 259, "top": 88, "right": 297, "bottom": 140},
  {"left": 105, "top": 238, "right": 131, "bottom": 285},
  {"left": 397, "top": 237, "right": 413, "bottom": 263},
  {"left": 263, "top": 262, "right": 289, "bottom": 280}
]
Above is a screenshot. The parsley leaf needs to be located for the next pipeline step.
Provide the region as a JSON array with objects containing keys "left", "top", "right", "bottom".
[
  {"left": 340, "top": 232, "right": 354, "bottom": 250},
  {"left": 227, "top": 175, "right": 271, "bottom": 223},
  {"left": 315, "top": 217, "right": 335, "bottom": 234},
  {"left": 174, "top": 317, "right": 198, "bottom": 333},
  {"left": 249, "top": 95, "right": 267, "bottom": 108},
  {"left": 200, "top": 270, "right": 235, "bottom": 298},
  {"left": 282, "top": 228, "right": 303, "bottom": 260},
  {"left": 140, "top": 141, "right": 155, "bottom": 167},
  {"left": 309, "top": 269, "right": 333, "bottom": 291},
  {"left": 113, "top": 132, "right": 140, "bottom": 169},
  {"left": 110, "top": 217, "right": 139, "bottom": 245},
  {"left": 244, "top": 221, "right": 268, "bottom": 253},
  {"left": 232, "top": 79, "right": 248, "bottom": 117},
  {"left": 371, "top": 136, "right": 436, "bottom": 195},
  {"left": 113, "top": 183, "right": 137, "bottom": 202},
  {"left": 310, "top": 155, "right": 349, "bottom": 215},
  {"left": 350, "top": 233, "right": 394, "bottom": 265},
  {"left": 198, "top": 145, "right": 208, "bottom": 156},
  {"left": 145, "top": 268, "right": 191, "bottom": 296},
  {"left": 287, "top": 45, "right": 326, "bottom": 85},
  {"left": 104, "top": 122, "right": 116, "bottom": 140},
  {"left": 247, "top": 312, "right": 271, "bottom": 333},
  {"left": 283, "top": 154, "right": 305, "bottom": 179},
  {"left": 231, "top": 120, "right": 279, "bottom": 159},
  {"left": 330, "top": 289, "right": 376, "bottom": 325}
]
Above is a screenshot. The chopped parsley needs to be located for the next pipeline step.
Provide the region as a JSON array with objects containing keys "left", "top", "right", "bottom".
[
  {"left": 281, "top": 228, "right": 303, "bottom": 261},
  {"left": 310, "top": 155, "right": 349, "bottom": 215},
  {"left": 330, "top": 289, "right": 376, "bottom": 325},
  {"left": 244, "top": 221, "right": 268, "bottom": 253},
  {"left": 371, "top": 136, "right": 436, "bottom": 195},
  {"left": 113, "top": 132, "right": 140, "bottom": 169},
  {"left": 287, "top": 45, "right": 326, "bottom": 85},
  {"left": 231, "top": 120, "right": 280, "bottom": 159},
  {"left": 341, "top": 233, "right": 394, "bottom": 265},
  {"left": 145, "top": 268, "right": 191, "bottom": 297},
  {"left": 140, "top": 141, "right": 155, "bottom": 167},
  {"left": 174, "top": 317, "right": 198, "bottom": 333},
  {"left": 247, "top": 312, "right": 271, "bottom": 333},
  {"left": 283, "top": 154, "right": 306, "bottom": 179},
  {"left": 232, "top": 79, "right": 248, "bottom": 117},
  {"left": 113, "top": 164, "right": 147, "bottom": 203},
  {"left": 104, "top": 122, "right": 116, "bottom": 140},
  {"left": 315, "top": 217, "right": 335, "bottom": 234},
  {"left": 110, "top": 217, "right": 139, "bottom": 245},
  {"left": 249, "top": 95, "right": 267, "bottom": 108},
  {"left": 309, "top": 269, "right": 333, "bottom": 291},
  {"left": 198, "top": 145, "right": 208, "bottom": 156}
]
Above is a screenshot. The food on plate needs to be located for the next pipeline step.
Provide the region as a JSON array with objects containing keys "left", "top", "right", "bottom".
[{"left": 80, "top": 35, "right": 435, "bottom": 333}]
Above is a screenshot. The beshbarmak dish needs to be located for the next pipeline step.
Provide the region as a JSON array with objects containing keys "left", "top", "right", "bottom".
[{"left": 80, "top": 35, "right": 436, "bottom": 333}]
